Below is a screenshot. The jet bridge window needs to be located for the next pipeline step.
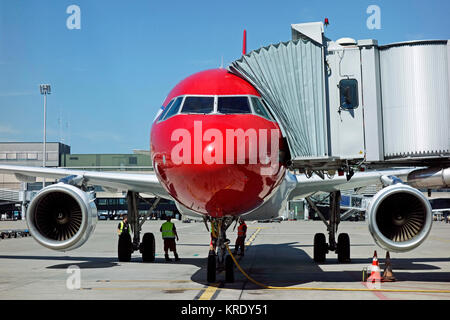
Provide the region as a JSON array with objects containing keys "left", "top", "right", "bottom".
[
  {"left": 339, "top": 79, "right": 359, "bottom": 110},
  {"left": 181, "top": 96, "right": 214, "bottom": 114},
  {"left": 218, "top": 96, "right": 251, "bottom": 114}
]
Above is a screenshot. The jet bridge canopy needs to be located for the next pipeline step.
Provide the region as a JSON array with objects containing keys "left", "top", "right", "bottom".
[
  {"left": 229, "top": 22, "right": 450, "bottom": 172},
  {"left": 229, "top": 37, "right": 329, "bottom": 161}
]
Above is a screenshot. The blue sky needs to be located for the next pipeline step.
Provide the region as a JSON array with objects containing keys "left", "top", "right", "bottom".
[{"left": 0, "top": 0, "right": 449, "bottom": 154}]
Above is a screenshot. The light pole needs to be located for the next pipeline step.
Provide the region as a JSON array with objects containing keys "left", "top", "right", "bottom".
[{"left": 40, "top": 84, "right": 51, "bottom": 189}]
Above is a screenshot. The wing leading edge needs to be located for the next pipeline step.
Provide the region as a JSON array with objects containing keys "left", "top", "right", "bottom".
[
  {"left": 0, "top": 165, "right": 170, "bottom": 199},
  {"left": 289, "top": 168, "right": 416, "bottom": 200}
]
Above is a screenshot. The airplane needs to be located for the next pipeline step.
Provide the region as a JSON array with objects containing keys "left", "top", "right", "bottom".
[{"left": 1, "top": 40, "right": 448, "bottom": 283}]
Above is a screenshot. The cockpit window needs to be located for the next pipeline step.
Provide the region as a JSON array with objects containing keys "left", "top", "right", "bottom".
[
  {"left": 158, "top": 99, "right": 175, "bottom": 121},
  {"left": 161, "top": 97, "right": 183, "bottom": 121},
  {"left": 251, "top": 97, "right": 273, "bottom": 121},
  {"left": 217, "top": 96, "right": 251, "bottom": 114},
  {"left": 181, "top": 96, "right": 214, "bottom": 114}
]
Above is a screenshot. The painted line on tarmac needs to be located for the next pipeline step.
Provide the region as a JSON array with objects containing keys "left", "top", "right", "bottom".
[
  {"left": 197, "top": 282, "right": 220, "bottom": 300},
  {"left": 245, "top": 227, "right": 262, "bottom": 246}
]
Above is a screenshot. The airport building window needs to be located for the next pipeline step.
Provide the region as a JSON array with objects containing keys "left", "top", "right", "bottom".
[
  {"left": 129, "top": 156, "right": 137, "bottom": 165},
  {"left": 181, "top": 96, "right": 214, "bottom": 114},
  {"left": 251, "top": 97, "right": 273, "bottom": 120},
  {"left": 162, "top": 97, "right": 183, "bottom": 120},
  {"left": 218, "top": 96, "right": 251, "bottom": 114}
]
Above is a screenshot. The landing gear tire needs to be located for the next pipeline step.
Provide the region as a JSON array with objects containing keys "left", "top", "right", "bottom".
[
  {"left": 313, "top": 233, "right": 327, "bottom": 263},
  {"left": 225, "top": 255, "right": 234, "bottom": 283},
  {"left": 207, "top": 253, "right": 216, "bottom": 283},
  {"left": 118, "top": 232, "right": 132, "bottom": 262},
  {"left": 141, "top": 232, "right": 155, "bottom": 263},
  {"left": 337, "top": 233, "right": 351, "bottom": 263}
]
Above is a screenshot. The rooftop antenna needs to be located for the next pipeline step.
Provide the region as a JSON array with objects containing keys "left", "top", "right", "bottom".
[
  {"left": 242, "top": 29, "right": 247, "bottom": 55},
  {"left": 220, "top": 55, "right": 224, "bottom": 69}
]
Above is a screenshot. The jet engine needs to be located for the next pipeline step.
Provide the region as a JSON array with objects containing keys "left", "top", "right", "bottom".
[
  {"left": 26, "top": 183, "right": 97, "bottom": 251},
  {"left": 367, "top": 184, "right": 432, "bottom": 253}
]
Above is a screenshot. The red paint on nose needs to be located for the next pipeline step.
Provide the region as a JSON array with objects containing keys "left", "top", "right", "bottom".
[{"left": 151, "top": 114, "right": 286, "bottom": 217}]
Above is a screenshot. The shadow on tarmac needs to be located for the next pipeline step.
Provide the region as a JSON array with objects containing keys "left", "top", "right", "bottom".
[{"left": 0, "top": 242, "right": 449, "bottom": 287}]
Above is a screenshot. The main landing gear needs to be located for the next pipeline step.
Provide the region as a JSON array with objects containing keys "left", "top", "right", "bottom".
[
  {"left": 306, "top": 191, "right": 351, "bottom": 263},
  {"left": 117, "top": 191, "right": 160, "bottom": 263},
  {"left": 205, "top": 217, "right": 237, "bottom": 283}
]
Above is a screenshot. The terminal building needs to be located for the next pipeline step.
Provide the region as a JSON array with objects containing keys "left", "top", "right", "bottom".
[{"left": 0, "top": 142, "right": 179, "bottom": 220}]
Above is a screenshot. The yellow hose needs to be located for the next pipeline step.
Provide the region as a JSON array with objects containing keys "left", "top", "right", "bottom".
[{"left": 224, "top": 244, "right": 450, "bottom": 294}]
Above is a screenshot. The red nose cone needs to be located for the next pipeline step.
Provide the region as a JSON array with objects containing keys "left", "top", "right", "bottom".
[
  {"left": 151, "top": 69, "right": 286, "bottom": 217},
  {"left": 152, "top": 114, "right": 285, "bottom": 217}
]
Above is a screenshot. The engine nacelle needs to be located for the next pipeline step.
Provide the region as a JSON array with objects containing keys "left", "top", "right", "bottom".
[
  {"left": 26, "top": 183, "right": 97, "bottom": 251},
  {"left": 367, "top": 184, "right": 432, "bottom": 253}
]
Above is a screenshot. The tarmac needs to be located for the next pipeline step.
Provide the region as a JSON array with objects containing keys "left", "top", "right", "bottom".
[{"left": 0, "top": 219, "right": 450, "bottom": 300}]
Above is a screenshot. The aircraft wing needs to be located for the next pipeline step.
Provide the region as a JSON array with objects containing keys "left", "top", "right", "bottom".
[
  {"left": 0, "top": 165, "right": 171, "bottom": 198},
  {"left": 289, "top": 168, "right": 415, "bottom": 199}
]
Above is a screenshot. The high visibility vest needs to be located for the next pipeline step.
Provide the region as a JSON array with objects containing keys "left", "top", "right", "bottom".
[
  {"left": 119, "top": 221, "right": 131, "bottom": 234},
  {"left": 161, "top": 221, "right": 175, "bottom": 239},
  {"left": 237, "top": 223, "right": 247, "bottom": 237}
]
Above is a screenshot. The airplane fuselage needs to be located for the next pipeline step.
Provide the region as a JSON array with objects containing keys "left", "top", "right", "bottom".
[{"left": 151, "top": 69, "right": 287, "bottom": 218}]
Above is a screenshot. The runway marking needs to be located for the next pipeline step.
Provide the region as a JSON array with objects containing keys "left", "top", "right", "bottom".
[
  {"left": 245, "top": 227, "right": 262, "bottom": 246},
  {"left": 197, "top": 283, "right": 220, "bottom": 300}
]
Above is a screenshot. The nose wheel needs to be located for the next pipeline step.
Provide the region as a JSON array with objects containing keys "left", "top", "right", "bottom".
[{"left": 205, "top": 217, "right": 237, "bottom": 284}]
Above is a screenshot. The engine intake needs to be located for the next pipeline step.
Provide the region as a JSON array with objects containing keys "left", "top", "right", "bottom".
[
  {"left": 26, "top": 183, "right": 97, "bottom": 251},
  {"left": 367, "top": 184, "right": 432, "bottom": 252}
]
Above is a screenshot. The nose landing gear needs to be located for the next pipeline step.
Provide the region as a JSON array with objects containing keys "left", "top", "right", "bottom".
[{"left": 205, "top": 217, "right": 237, "bottom": 283}]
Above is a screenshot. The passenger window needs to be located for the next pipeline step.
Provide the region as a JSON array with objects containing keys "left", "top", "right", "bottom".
[
  {"left": 218, "top": 96, "right": 251, "bottom": 114},
  {"left": 158, "top": 99, "right": 175, "bottom": 121},
  {"left": 251, "top": 97, "right": 273, "bottom": 120},
  {"left": 162, "top": 97, "right": 183, "bottom": 120},
  {"left": 181, "top": 97, "right": 214, "bottom": 114}
]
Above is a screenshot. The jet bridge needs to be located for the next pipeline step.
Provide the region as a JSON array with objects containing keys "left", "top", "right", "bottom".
[{"left": 229, "top": 22, "right": 450, "bottom": 173}]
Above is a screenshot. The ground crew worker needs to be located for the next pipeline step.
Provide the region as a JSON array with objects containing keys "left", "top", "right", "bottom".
[
  {"left": 234, "top": 218, "right": 247, "bottom": 256},
  {"left": 160, "top": 216, "right": 180, "bottom": 262},
  {"left": 117, "top": 214, "right": 131, "bottom": 236}
]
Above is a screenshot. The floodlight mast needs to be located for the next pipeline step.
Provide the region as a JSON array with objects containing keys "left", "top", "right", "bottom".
[{"left": 40, "top": 84, "right": 51, "bottom": 189}]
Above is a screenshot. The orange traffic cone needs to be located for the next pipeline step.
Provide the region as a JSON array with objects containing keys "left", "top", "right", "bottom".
[
  {"left": 367, "top": 250, "right": 382, "bottom": 283},
  {"left": 382, "top": 251, "right": 396, "bottom": 282}
]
